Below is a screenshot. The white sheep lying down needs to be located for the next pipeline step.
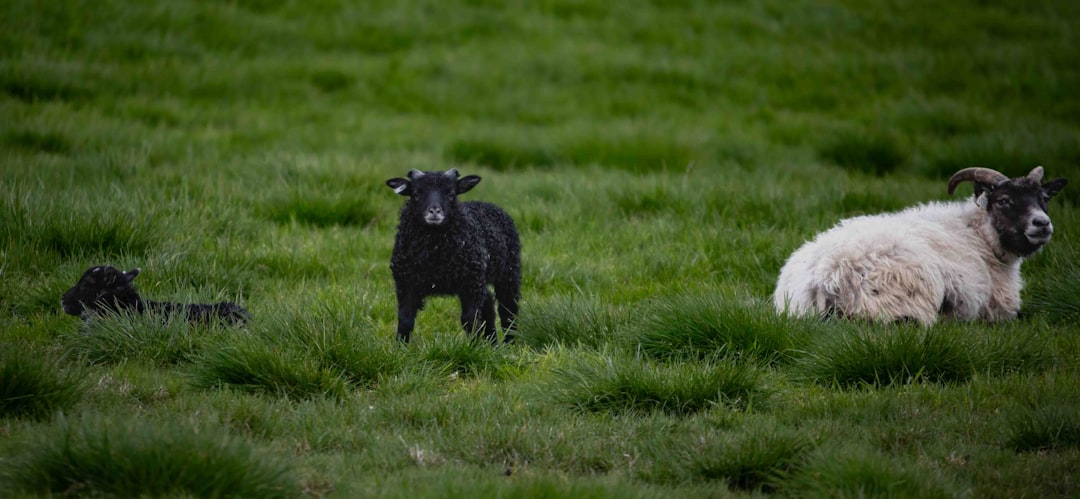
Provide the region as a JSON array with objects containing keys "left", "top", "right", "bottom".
[{"left": 774, "top": 166, "right": 1067, "bottom": 325}]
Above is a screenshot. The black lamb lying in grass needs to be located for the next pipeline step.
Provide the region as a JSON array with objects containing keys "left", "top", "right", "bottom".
[
  {"left": 386, "top": 168, "right": 521, "bottom": 343},
  {"left": 62, "top": 266, "right": 251, "bottom": 326}
]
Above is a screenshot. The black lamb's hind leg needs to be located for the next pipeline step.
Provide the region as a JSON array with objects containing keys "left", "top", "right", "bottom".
[{"left": 495, "top": 280, "right": 519, "bottom": 343}]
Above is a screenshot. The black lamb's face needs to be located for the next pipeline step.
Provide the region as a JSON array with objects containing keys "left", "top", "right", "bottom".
[
  {"left": 386, "top": 169, "right": 481, "bottom": 227},
  {"left": 61, "top": 266, "right": 142, "bottom": 317},
  {"left": 984, "top": 176, "right": 1068, "bottom": 257}
]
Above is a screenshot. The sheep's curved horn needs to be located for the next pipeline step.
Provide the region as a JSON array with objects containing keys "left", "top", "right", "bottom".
[
  {"left": 407, "top": 169, "right": 425, "bottom": 179},
  {"left": 947, "top": 167, "right": 1009, "bottom": 195},
  {"left": 444, "top": 168, "right": 459, "bottom": 178},
  {"left": 1027, "top": 166, "right": 1045, "bottom": 182}
]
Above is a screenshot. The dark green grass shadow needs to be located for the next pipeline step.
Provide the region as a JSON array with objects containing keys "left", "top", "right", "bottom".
[{"left": 817, "top": 127, "right": 907, "bottom": 177}]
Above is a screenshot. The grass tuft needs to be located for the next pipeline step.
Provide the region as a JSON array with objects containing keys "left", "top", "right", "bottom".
[
  {"left": 417, "top": 333, "right": 519, "bottom": 379},
  {"left": 64, "top": 311, "right": 229, "bottom": 365},
  {"left": 787, "top": 446, "right": 954, "bottom": 498},
  {"left": 0, "top": 415, "right": 299, "bottom": 498},
  {"left": 515, "top": 294, "right": 622, "bottom": 349},
  {"left": 796, "top": 323, "right": 974, "bottom": 387},
  {"left": 1025, "top": 266, "right": 1080, "bottom": 325},
  {"left": 1004, "top": 401, "right": 1080, "bottom": 453},
  {"left": 265, "top": 303, "right": 409, "bottom": 387},
  {"left": 627, "top": 293, "right": 812, "bottom": 365},
  {"left": 547, "top": 347, "right": 766, "bottom": 415},
  {"left": 1, "top": 188, "right": 160, "bottom": 260},
  {"left": 188, "top": 332, "right": 351, "bottom": 400},
  {"left": 677, "top": 424, "right": 814, "bottom": 492},
  {"left": 0, "top": 345, "right": 87, "bottom": 420},
  {"left": 1000, "top": 376, "right": 1080, "bottom": 453}
]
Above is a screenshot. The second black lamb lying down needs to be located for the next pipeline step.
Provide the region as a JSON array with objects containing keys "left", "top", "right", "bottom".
[{"left": 61, "top": 266, "right": 251, "bottom": 326}]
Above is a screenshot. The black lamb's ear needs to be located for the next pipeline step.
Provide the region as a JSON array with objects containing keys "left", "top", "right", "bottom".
[
  {"left": 123, "top": 268, "right": 141, "bottom": 283},
  {"left": 1043, "top": 178, "right": 1068, "bottom": 199},
  {"left": 386, "top": 178, "right": 411, "bottom": 196},
  {"left": 457, "top": 175, "right": 482, "bottom": 194}
]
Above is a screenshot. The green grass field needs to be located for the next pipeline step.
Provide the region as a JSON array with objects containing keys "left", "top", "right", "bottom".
[{"left": 3, "top": 0, "right": 1079, "bottom": 496}]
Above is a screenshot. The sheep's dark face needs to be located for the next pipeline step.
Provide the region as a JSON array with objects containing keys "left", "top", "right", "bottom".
[
  {"left": 61, "top": 266, "right": 142, "bottom": 318},
  {"left": 982, "top": 175, "right": 1067, "bottom": 257},
  {"left": 386, "top": 169, "right": 481, "bottom": 227}
]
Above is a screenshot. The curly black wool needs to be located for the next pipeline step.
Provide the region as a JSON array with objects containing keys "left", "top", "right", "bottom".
[{"left": 386, "top": 169, "right": 521, "bottom": 343}]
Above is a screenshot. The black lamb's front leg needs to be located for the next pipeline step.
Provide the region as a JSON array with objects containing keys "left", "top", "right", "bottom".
[
  {"left": 460, "top": 288, "right": 497, "bottom": 342},
  {"left": 395, "top": 288, "right": 423, "bottom": 343}
]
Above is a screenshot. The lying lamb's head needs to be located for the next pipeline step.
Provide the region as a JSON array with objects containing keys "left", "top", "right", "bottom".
[
  {"left": 62, "top": 266, "right": 142, "bottom": 318},
  {"left": 948, "top": 166, "right": 1068, "bottom": 256},
  {"left": 386, "top": 169, "right": 482, "bottom": 227}
]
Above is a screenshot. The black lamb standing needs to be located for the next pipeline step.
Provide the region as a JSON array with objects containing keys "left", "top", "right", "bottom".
[
  {"left": 386, "top": 168, "right": 521, "bottom": 343},
  {"left": 61, "top": 266, "right": 251, "bottom": 325}
]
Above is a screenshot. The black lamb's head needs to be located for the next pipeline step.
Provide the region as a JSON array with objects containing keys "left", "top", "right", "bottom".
[
  {"left": 62, "top": 266, "right": 142, "bottom": 318},
  {"left": 386, "top": 169, "right": 481, "bottom": 227}
]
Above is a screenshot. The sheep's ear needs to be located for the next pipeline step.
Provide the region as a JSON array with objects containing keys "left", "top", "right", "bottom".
[
  {"left": 386, "top": 178, "right": 411, "bottom": 196},
  {"left": 123, "top": 268, "right": 140, "bottom": 283},
  {"left": 457, "top": 175, "right": 481, "bottom": 194},
  {"left": 973, "top": 182, "right": 996, "bottom": 200},
  {"left": 1043, "top": 178, "right": 1067, "bottom": 199}
]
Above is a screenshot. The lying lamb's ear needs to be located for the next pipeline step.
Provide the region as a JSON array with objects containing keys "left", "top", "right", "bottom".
[
  {"left": 457, "top": 175, "right": 481, "bottom": 194},
  {"left": 1043, "top": 178, "right": 1068, "bottom": 199},
  {"left": 123, "top": 268, "right": 140, "bottom": 283},
  {"left": 386, "top": 178, "right": 411, "bottom": 196}
]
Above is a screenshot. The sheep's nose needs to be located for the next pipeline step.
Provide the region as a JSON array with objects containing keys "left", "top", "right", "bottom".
[
  {"left": 1032, "top": 215, "right": 1051, "bottom": 227},
  {"left": 427, "top": 206, "right": 443, "bottom": 216}
]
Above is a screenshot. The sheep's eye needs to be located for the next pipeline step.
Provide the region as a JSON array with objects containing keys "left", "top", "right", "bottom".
[{"left": 995, "top": 197, "right": 1013, "bottom": 207}]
